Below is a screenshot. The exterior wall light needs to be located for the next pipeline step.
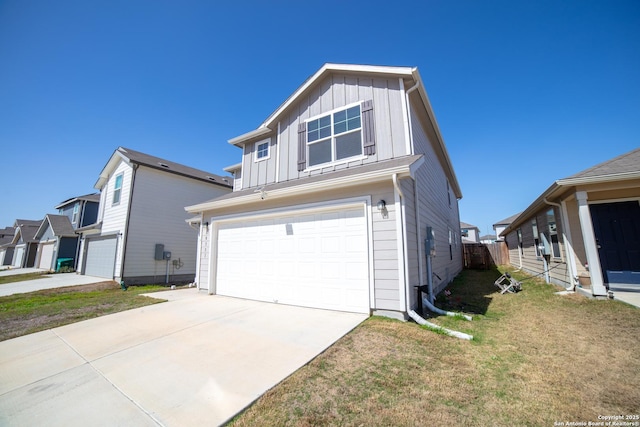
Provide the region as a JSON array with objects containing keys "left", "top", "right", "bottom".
[{"left": 377, "top": 200, "right": 386, "bottom": 211}]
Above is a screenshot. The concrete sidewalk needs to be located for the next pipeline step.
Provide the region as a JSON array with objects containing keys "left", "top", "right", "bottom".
[
  {"left": 0, "top": 271, "right": 111, "bottom": 297},
  {"left": 0, "top": 290, "right": 367, "bottom": 426}
]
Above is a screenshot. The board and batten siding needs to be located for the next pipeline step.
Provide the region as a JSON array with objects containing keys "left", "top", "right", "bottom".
[
  {"left": 241, "top": 74, "right": 408, "bottom": 190},
  {"left": 197, "top": 225, "right": 211, "bottom": 290},
  {"left": 123, "top": 166, "right": 230, "bottom": 282},
  {"left": 410, "top": 104, "right": 463, "bottom": 295},
  {"left": 99, "top": 160, "right": 133, "bottom": 279}
]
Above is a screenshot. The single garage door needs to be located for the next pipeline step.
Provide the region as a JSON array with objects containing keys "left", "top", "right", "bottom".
[
  {"left": 38, "top": 242, "right": 56, "bottom": 270},
  {"left": 84, "top": 236, "right": 118, "bottom": 278},
  {"left": 216, "top": 205, "right": 370, "bottom": 313},
  {"left": 12, "top": 246, "right": 25, "bottom": 268}
]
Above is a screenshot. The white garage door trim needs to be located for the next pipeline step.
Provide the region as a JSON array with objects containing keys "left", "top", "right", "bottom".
[
  {"left": 211, "top": 197, "right": 373, "bottom": 314},
  {"left": 13, "top": 246, "right": 25, "bottom": 268},
  {"left": 84, "top": 235, "right": 118, "bottom": 279},
  {"left": 38, "top": 242, "right": 56, "bottom": 270}
]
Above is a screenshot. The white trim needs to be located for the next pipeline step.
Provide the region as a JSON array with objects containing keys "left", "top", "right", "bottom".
[
  {"left": 253, "top": 139, "right": 271, "bottom": 162},
  {"left": 393, "top": 175, "right": 407, "bottom": 312},
  {"left": 401, "top": 77, "right": 414, "bottom": 156},
  {"left": 303, "top": 155, "right": 368, "bottom": 174},
  {"left": 186, "top": 160, "right": 418, "bottom": 213},
  {"left": 275, "top": 121, "right": 281, "bottom": 183},
  {"left": 223, "top": 163, "right": 242, "bottom": 173},
  {"left": 207, "top": 196, "right": 373, "bottom": 306},
  {"left": 585, "top": 197, "right": 640, "bottom": 205},
  {"left": 228, "top": 127, "right": 272, "bottom": 146},
  {"left": 414, "top": 179, "right": 424, "bottom": 288},
  {"left": 575, "top": 191, "right": 607, "bottom": 296},
  {"left": 557, "top": 172, "right": 640, "bottom": 186},
  {"left": 304, "top": 101, "right": 364, "bottom": 170},
  {"left": 560, "top": 199, "right": 578, "bottom": 289}
]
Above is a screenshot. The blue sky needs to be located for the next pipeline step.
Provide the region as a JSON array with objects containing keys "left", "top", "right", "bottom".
[{"left": 1, "top": 0, "right": 638, "bottom": 234}]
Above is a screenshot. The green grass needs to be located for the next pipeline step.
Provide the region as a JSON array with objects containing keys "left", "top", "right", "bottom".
[
  {"left": 0, "top": 272, "right": 47, "bottom": 285},
  {"left": 230, "top": 266, "right": 640, "bottom": 426},
  {"left": 0, "top": 282, "right": 168, "bottom": 341}
]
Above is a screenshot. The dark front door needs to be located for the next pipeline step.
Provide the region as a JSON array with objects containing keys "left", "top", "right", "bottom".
[{"left": 590, "top": 201, "right": 640, "bottom": 288}]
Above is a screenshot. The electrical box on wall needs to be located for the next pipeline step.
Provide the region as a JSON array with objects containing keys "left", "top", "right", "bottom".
[
  {"left": 154, "top": 244, "right": 164, "bottom": 260},
  {"left": 425, "top": 226, "right": 436, "bottom": 257},
  {"left": 163, "top": 251, "right": 171, "bottom": 260}
]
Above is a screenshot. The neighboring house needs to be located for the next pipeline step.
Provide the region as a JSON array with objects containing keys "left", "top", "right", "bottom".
[
  {"left": 0, "top": 226, "right": 16, "bottom": 266},
  {"left": 33, "top": 214, "right": 78, "bottom": 271},
  {"left": 460, "top": 221, "right": 480, "bottom": 243},
  {"left": 493, "top": 212, "right": 521, "bottom": 241},
  {"left": 52, "top": 192, "right": 100, "bottom": 268},
  {"left": 186, "top": 63, "right": 463, "bottom": 320},
  {"left": 501, "top": 147, "right": 640, "bottom": 296},
  {"left": 480, "top": 234, "right": 497, "bottom": 244},
  {"left": 76, "top": 147, "right": 233, "bottom": 284},
  {"left": 56, "top": 193, "right": 100, "bottom": 230},
  {"left": 10, "top": 219, "right": 43, "bottom": 268}
]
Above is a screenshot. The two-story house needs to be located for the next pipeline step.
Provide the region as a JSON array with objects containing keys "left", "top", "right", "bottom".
[
  {"left": 460, "top": 221, "right": 481, "bottom": 243},
  {"left": 76, "top": 147, "right": 233, "bottom": 284},
  {"left": 31, "top": 193, "right": 101, "bottom": 271},
  {"left": 186, "top": 63, "right": 463, "bottom": 320}
]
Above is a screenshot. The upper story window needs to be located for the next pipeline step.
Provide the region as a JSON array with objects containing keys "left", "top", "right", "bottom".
[
  {"left": 72, "top": 203, "right": 79, "bottom": 224},
  {"left": 112, "top": 173, "right": 123, "bottom": 206},
  {"left": 307, "top": 104, "right": 362, "bottom": 168},
  {"left": 255, "top": 140, "right": 270, "bottom": 161}
]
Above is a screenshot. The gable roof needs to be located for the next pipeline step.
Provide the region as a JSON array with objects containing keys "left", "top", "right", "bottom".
[
  {"left": 493, "top": 212, "right": 522, "bottom": 227},
  {"left": 95, "top": 147, "right": 233, "bottom": 190},
  {"left": 12, "top": 219, "right": 43, "bottom": 244},
  {"left": 227, "top": 63, "right": 462, "bottom": 199},
  {"left": 502, "top": 147, "right": 640, "bottom": 236},
  {"left": 0, "top": 227, "right": 14, "bottom": 246},
  {"left": 55, "top": 193, "right": 100, "bottom": 209},
  {"left": 35, "top": 214, "right": 77, "bottom": 239},
  {"left": 460, "top": 221, "right": 479, "bottom": 229}
]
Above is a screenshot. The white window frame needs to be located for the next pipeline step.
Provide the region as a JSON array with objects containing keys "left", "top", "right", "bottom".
[
  {"left": 254, "top": 139, "right": 270, "bottom": 162},
  {"left": 72, "top": 203, "right": 79, "bottom": 224},
  {"left": 112, "top": 173, "right": 123, "bottom": 206},
  {"left": 305, "top": 102, "right": 366, "bottom": 171}
]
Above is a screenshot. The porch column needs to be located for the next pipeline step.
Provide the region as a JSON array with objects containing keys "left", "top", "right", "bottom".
[{"left": 575, "top": 191, "right": 607, "bottom": 296}]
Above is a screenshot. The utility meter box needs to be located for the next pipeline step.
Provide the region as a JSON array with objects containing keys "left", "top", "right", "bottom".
[
  {"left": 154, "top": 244, "right": 165, "bottom": 260},
  {"left": 425, "top": 226, "right": 436, "bottom": 257},
  {"left": 163, "top": 251, "right": 171, "bottom": 260}
]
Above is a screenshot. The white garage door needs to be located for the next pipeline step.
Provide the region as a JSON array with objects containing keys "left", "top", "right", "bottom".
[
  {"left": 13, "top": 246, "right": 25, "bottom": 268},
  {"left": 38, "top": 242, "right": 56, "bottom": 270},
  {"left": 216, "top": 205, "right": 370, "bottom": 313},
  {"left": 84, "top": 236, "right": 118, "bottom": 278}
]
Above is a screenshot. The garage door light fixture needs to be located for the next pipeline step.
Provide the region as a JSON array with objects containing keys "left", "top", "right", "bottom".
[{"left": 377, "top": 200, "right": 386, "bottom": 211}]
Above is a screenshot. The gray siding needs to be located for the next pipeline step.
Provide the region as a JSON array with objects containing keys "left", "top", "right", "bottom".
[
  {"left": 124, "top": 166, "right": 231, "bottom": 283},
  {"left": 506, "top": 207, "right": 570, "bottom": 288},
  {"left": 39, "top": 223, "right": 55, "bottom": 241},
  {"left": 242, "top": 74, "right": 408, "bottom": 190},
  {"left": 410, "top": 103, "right": 463, "bottom": 299}
]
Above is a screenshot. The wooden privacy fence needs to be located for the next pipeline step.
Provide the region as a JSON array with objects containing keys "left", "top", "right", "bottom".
[{"left": 463, "top": 242, "right": 509, "bottom": 269}]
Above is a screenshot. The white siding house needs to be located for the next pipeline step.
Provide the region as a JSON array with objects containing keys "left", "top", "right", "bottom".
[
  {"left": 77, "top": 147, "right": 232, "bottom": 284},
  {"left": 187, "top": 64, "right": 463, "bottom": 320}
]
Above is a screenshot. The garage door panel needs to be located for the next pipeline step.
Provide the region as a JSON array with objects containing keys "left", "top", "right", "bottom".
[
  {"left": 216, "top": 205, "right": 370, "bottom": 313},
  {"left": 38, "top": 243, "right": 55, "bottom": 270},
  {"left": 84, "top": 236, "right": 117, "bottom": 279}
]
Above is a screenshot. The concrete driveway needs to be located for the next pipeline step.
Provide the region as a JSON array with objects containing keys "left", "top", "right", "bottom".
[
  {"left": 0, "top": 269, "right": 111, "bottom": 297},
  {"left": 0, "top": 289, "right": 367, "bottom": 426}
]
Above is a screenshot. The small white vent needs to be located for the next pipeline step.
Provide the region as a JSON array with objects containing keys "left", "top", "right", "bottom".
[{"left": 158, "top": 162, "right": 170, "bottom": 168}]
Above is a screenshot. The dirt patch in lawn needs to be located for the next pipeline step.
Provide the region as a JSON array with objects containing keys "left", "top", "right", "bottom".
[{"left": 230, "top": 268, "right": 640, "bottom": 427}]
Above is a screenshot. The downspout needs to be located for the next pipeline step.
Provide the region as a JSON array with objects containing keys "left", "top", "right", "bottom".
[
  {"left": 408, "top": 310, "right": 473, "bottom": 340},
  {"left": 544, "top": 198, "right": 577, "bottom": 291},
  {"left": 119, "top": 163, "right": 138, "bottom": 282},
  {"left": 404, "top": 80, "right": 420, "bottom": 156},
  {"left": 392, "top": 173, "right": 409, "bottom": 313}
]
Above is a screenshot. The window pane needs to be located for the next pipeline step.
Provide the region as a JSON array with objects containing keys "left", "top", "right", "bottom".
[
  {"left": 334, "top": 109, "right": 346, "bottom": 123},
  {"left": 319, "top": 125, "right": 331, "bottom": 139},
  {"left": 319, "top": 115, "right": 330, "bottom": 128},
  {"left": 347, "top": 116, "right": 361, "bottom": 130},
  {"left": 308, "top": 129, "right": 319, "bottom": 142},
  {"left": 257, "top": 142, "right": 268, "bottom": 158},
  {"left": 308, "top": 120, "right": 318, "bottom": 132},
  {"left": 115, "top": 174, "right": 123, "bottom": 189},
  {"left": 308, "top": 140, "right": 332, "bottom": 166},
  {"left": 346, "top": 106, "right": 360, "bottom": 119},
  {"left": 334, "top": 120, "right": 347, "bottom": 134},
  {"left": 336, "top": 131, "right": 362, "bottom": 160}
]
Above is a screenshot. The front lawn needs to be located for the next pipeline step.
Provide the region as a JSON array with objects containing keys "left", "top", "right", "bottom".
[
  {"left": 231, "top": 267, "right": 640, "bottom": 426},
  {"left": 0, "top": 282, "right": 168, "bottom": 341},
  {"left": 0, "top": 272, "right": 47, "bottom": 285}
]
